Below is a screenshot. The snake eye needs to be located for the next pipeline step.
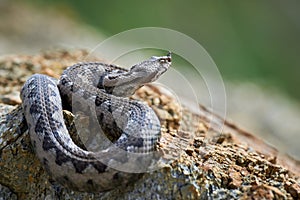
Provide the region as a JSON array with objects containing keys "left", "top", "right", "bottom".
[{"left": 107, "top": 74, "right": 120, "bottom": 80}]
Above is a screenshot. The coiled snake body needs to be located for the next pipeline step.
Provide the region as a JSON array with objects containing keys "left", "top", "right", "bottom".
[{"left": 20, "top": 53, "right": 171, "bottom": 192}]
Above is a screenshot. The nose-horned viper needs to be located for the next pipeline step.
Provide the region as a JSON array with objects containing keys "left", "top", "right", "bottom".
[{"left": 20, "top": 53, "right": 171, "bottom": 192}]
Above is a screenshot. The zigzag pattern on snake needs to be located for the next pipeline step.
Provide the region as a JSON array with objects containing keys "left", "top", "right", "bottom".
[{"left": 20, "top": 53, "right": 171, "bottom": 192}]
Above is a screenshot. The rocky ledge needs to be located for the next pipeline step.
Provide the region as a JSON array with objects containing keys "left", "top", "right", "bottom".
[{"left": 0, "top": 49, "right": 299, "bottom": 199}]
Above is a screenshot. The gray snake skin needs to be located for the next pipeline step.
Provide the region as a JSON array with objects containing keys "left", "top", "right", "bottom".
[{"left": 20, "top": 53, "right": 171, "bottom": 192}]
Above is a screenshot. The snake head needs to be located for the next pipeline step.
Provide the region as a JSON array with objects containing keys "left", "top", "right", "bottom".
[
  {"left": 130, "top": 51, "right": 172, "bottom": 83},
  {"left": 103, "top": 52, "right": 172, "bottom": 97}
]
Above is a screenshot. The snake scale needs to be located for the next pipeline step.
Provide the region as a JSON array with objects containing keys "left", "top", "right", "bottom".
[{"left": 20, "top": 53, "right": 171, "bottom": 192}]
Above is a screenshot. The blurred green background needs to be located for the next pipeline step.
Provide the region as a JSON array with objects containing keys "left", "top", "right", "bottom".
[{"left": 27, "top": 0, "right": 300, "bottom": 102}]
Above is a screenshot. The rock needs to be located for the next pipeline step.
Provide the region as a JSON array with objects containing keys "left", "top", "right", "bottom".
[{"left": 0, "top": 50, "right": 299, "bottom": 199}]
